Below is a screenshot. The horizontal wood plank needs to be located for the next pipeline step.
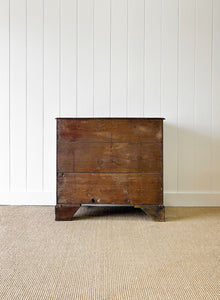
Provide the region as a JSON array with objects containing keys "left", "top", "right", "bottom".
[
  {"left": 57, "top": 118, "right": 163, "bottom": 142},
  {"left": 58, "top": 173, "right": 162, "bottom": 205},
  {"left": 111, "top": 119, "right": 162, "bottom": 142},
  {"left": 57, "top": 142, "right": 162, "bottom": 173},
  {"left": 57, "top": 118, "right": 111, "bottom": 142}
]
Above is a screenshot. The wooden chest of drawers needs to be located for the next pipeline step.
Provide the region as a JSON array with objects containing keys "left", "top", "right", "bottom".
[{"left": 55, "top": 118, "right": 165, "bottom": 221}]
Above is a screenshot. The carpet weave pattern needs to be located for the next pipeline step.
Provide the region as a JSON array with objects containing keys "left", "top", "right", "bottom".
[{"left": 0, "top": 206, "right": 219, "bottom": 299}]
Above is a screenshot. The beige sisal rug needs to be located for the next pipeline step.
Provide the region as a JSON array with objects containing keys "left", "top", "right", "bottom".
[{"left": 0, "top": 206, "right": 219, "bottom": 299}]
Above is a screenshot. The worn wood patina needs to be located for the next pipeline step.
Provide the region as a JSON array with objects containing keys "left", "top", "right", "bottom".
[{"left": 55, "top": 118, "right": 165, "bottom": 221}]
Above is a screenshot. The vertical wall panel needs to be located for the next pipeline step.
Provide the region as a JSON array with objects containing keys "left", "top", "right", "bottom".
[
  {"left": 0, "top": 0, "right": 10, "bottom": 191},
  {"left": 212, "top": 0, "right": 220, "bottom": 191},
  {"left": 111, "top": 0, "right": 127, "bottom": 116},
  {"left": 27, "top": 0, "right": 43, "bottom": 191},
  {"left": 94, "top": 0, "right": 110, "bottom": 116},
  {"left": 10, "top": 0, "right": 27, "bottom": 191},
  {"left": 161, "top": 0, "right": 178, "bottom": 192},
  {"left": 44, "top": 0, "right": 60, "bottom": 191},
  {"left": 194, "top": 0, "right": 212, "bottom": 191},
  {"left": 144, "top": 0, "right": 162, "bottom": 116},
  {"left": 178, "top": 0, "right": 196, "bottom": 192},
  {"left": 127, "top": 0, "right": 144, "bottom": 116},
  {"left": 77, "top": 0, "right": 94, "bottom": 116},
  {"left": 60, "top": 0, "right": 77, "bottom": 116},
  {"left": 1, "top": 0, "right": 220, "bottom": 205}
]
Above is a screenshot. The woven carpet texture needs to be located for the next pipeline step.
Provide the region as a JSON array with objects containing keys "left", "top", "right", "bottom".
[{"left": 0, "top": 206, "right": 219, "bottom": 300}]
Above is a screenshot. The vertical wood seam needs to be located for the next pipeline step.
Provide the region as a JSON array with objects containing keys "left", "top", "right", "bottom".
[
  {"left": 144, "top": 0, "right": 147, "bottom": 117},
  {"left": 210, "top": 0, "right": 214, "bottom": 191},
  {"left": 9, "top": 0, "right": 11, "bottom": 192},
  {"left": 109, "top": 0, "right": 112, "bottom": 117},
  {"left": 42, "top": 0, "right": 45, "bottom": 191},
  {"left": 159, "top": 0, "right": 162, "bottom": 116},
  {"left": 93, "top": 0, "right": 95, "bottom": 117},
  {"left": 143, "top": 0, "right": 145, "bottom": 117},
  {"left": 177, "top": 0, "right": 180, "bottom": 192},
  {"left": 193, "top": 0, "right": 197, "bottom": 192},
  {"left": 26, "top": 0, "right": 28, "bottom": 191},
  {"left": 76, "top": 0, "right": 78, "bottom": 117},
  {"left": 59, "top": 0, "right": 61, "bottom": 117},
  {"left": 126, "top": 0, "right": 128, "bottom": 117}
]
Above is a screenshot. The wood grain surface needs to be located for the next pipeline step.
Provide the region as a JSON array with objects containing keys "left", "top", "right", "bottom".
[
  {"left": 135, "top": 205, "right": 165, "bottom": 222},
  {"left": 57, "top": 118, "right": 163, "bottom": 143},
  {"left": 55, "top": 204, "right": 80, "bottom": 221},
  {"left": 58, "top": 173, "right": 162, "bottom": 205},
  {"left": 57, "top": 142, "right": 162, "bottom": 173}
]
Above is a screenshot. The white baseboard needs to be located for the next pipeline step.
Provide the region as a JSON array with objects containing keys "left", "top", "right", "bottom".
[
  {"left": 0, "top": 192, "right": 219, "bottom": 206},
  {"left": 165, "top": 192, "right": 220, "bottom": 206},
  {"left": 0, "top": 192, "right": 56, "bottom": 205}
]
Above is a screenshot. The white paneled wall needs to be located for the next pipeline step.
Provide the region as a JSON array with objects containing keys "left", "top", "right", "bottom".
[{"left": 0, "top": 0, "right": 219, "bottom": 206}]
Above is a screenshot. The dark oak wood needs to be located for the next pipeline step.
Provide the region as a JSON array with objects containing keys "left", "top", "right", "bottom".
[
  {"left": 111, "top": 119, "right": 163, "bottom": 143},
  {"left": 58, "top": 173, "right": 162, "bottom": 205},
  {"left": 56, "top": 118, "right": 165, "bottom": 221},
  {"left": 135, "top": 205, "right": 165, "bottom": 222},
  {"left": 55, "top": 204, "right": 80, "bottom": 221},
  {"left": 58, "top": 118, "right": 111, "bottom": 143},
  {"left": 57, "top": 142, "right": 162, "bottom": 173},
  {"left": 57, "top": 118, "right": 163, "bottom": 143}
]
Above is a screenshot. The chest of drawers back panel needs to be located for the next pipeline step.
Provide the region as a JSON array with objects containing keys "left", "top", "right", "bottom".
[
  {"left": 58, "top": 143, "right": 162, "bottom": 173},
  {"left": 56, "top": 118, "right": 165, "bottom": 221}
]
